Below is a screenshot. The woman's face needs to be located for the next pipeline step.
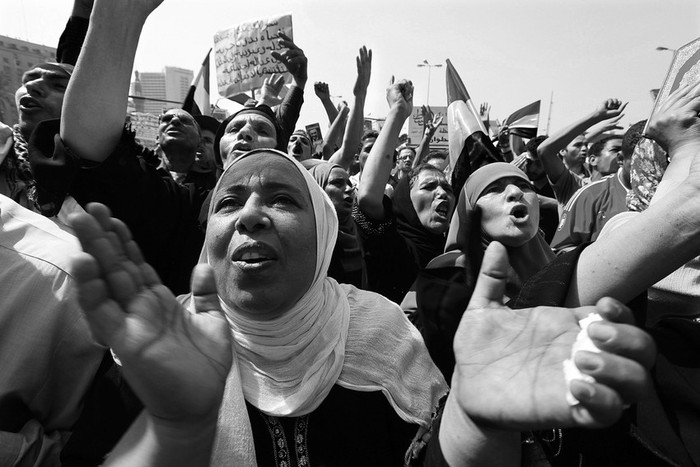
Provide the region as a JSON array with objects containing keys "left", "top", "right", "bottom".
[
  {"left": 475, "top": 176, "right": 539, "bottom": 247},
  {"left": 219, "top": 113, "right": 278, "bottom": 168},
  {"left": 409, "top": 169, "right": 455, "bottom": 235},
  {"left": 207, "top": 155, "right": 317, "bottom": 320},
  {"left": 324, "top": 167, "right": 355, "bottom": 223}
]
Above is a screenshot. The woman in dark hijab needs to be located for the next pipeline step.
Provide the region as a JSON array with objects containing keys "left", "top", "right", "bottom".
[{"left": 302, "top": 159, "right": 366, "bottom": 288}]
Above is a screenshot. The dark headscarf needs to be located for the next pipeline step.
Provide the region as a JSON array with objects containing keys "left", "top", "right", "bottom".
[
  {"left": 444, "top": 162, "right": 554, "bottom": 296},
  {"left": 302, "top": 159, "right": 365, "bottom": 288},
  {"left": 213, "top": 103, "right": 285, "bottom": 169},
  {"left": 392, "top": 172, "right": 448, "bottom": 270}
]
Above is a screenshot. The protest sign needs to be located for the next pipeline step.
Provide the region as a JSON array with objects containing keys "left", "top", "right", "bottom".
[
  {"left": 129, "top": 112, "right": 160, "bottom": 147},
  {"left": 214, "top": 15, "right": 293, "bottom": 98},
  {"left": 408, "top": 106, "right": 449, "bottom": 147},
  {"left": 305, "top": 123, "right": 323, "bottom": 154}
]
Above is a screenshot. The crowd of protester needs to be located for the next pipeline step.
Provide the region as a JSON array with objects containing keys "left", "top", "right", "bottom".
[{"left": 2, "top": 0, "right": 700, "bottom": 466}]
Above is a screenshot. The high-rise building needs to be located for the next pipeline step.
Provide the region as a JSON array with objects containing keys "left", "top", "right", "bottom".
[
  {"left": 0, "top": 35, "right": 56, "bottom": 126},
  {"left": 131, "top": 66, "right": 193, "bottom": 114}
]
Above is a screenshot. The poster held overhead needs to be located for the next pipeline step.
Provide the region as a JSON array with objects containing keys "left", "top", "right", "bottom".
[{"left": 214, "top": 15, "right": 293, "bottom": 99}]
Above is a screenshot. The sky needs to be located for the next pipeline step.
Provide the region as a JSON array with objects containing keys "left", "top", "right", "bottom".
[{"left": 2, "top": 0, "right": 699, "bottom": 134}]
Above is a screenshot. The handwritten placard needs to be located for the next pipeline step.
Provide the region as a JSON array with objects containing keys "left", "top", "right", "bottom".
[
  {"left": 129, "top": 112, "right": 160, "bottom": 146},
  {"left": 214, "top": 15, "right": 293, "bottom": 98},
  {"left": 408, "top": 106, "right": 449, "bottom": 147}
]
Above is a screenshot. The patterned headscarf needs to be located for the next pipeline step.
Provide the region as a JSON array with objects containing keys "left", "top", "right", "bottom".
[
  {"left": 1, "top": 125, "right": 35, "bottom": 208},
  {"left": 626, "top": 138, "right": 668, "bottom": 212}
]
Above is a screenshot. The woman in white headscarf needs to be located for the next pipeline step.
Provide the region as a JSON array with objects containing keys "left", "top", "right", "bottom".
[
  {"left": 71, "top": 149, "right": 448, "bottom": 466},
  {"left": 69, "top": 149, "right": 653, "bottom": 466}
]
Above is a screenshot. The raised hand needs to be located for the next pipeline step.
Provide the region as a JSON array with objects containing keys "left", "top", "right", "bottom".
[
  {"left": 272, "top": 32, "right": 308, "bottom": 88},
  {"left": 353, "top": 46, "right": 372, "bottom": 97},
  {"left": 337, "top": 101, "right": 350, "bottom": 117},
  {"left": 314, "top": 82, "right": 331, "bottom": 100},
  {"left": 421, "top": 105, "right": 442, "bottom": 136},
  {"left": 451, "top": 242, "right": 655, "bottom": 430},
  {"left": 386, "top": 76, "right": 414, "bottom": 121},
  {"left": 69, "top": 203, "right": 232, "bottom": 426},
  {"left": 647, "top": 80, "right": 700, "bottom": 156},
  {"left": 592, "top": 98, "right": 628, "bottom": 122},
  {"left": 259, "top": 73, "right": 285, "bottom": 107},
  {"left": 479, "top": 102, "right": 491, "bottom": 121}
]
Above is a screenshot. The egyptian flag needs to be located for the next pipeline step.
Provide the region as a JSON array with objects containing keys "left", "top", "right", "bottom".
[
  {"left": 504, "top": 100, "right": 540, "bottom": 138},
  {"left": 445, "top": 59, "right": 503, "bottom": 193},
  {"left": 182, "top": 49, "right": 212, "bottom": 116}
]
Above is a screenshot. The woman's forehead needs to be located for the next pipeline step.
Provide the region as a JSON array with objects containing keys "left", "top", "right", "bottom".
[
  {"left": 484, "top": 175, "right": 526, "bottom": 187},
  {"left": 219, "top": 154, "right": 309, "bottom": 194}
]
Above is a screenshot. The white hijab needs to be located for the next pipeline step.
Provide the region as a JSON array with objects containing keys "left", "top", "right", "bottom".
[{"left": 181, "top": 149, "right": 447, "bottom": 466}]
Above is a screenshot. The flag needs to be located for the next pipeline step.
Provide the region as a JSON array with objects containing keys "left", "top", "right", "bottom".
[
  {"left": 445, "top": 59, "right": 503, "bottom": 193},
  {"left": 504, "top": 100, "right": 540, "bottom": 139},
  {"left": 182, "top": 49, "right": 212, "bottom": 116}
]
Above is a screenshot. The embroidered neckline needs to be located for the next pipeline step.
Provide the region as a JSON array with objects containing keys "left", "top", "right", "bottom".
[{"left": 260, "top": 412, "right": 310, "bottom": 467}]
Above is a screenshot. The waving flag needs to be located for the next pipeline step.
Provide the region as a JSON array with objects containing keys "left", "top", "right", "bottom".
[
  {"left": 504, "top": 100, "right": 540, "bottom": 138},
  {"left": 445, "top": 59, "right": 503, "bottom": 193},
  {"left": 182, "top": 49, "right": 212, "bottom": 116}
]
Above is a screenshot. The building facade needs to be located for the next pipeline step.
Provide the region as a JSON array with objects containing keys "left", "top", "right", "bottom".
[{"left": 131, "top": 67, "right": 193, "bottom": 114}]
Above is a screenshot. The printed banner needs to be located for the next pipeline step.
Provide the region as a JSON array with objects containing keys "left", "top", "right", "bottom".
[{"left": 214, "top": 14, "right": 293, "bottom": 98}]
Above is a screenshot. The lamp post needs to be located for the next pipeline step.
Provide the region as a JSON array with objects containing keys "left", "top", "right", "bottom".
[
  {"left": 655, "top": 46, "right": 676, "bottom": 53},
  {"left": 417, "top": 60, "right": 442, "bottom": 105}
]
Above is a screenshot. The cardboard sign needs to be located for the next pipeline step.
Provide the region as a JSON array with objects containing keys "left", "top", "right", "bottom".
[
  {"left": 645, "top": 37, "right": 700, "bottom": 134},
  {"left": 129, "top": 112, "right": 160, "bottom": 146},
  {"left": 408, "top": 106, "right": 448, "bottom": 147},
  {"left": 214, "top": 15, "right": 293, "bottom": 98}
]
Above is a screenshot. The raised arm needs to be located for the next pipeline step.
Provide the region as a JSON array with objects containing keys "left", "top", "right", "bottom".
[
  {"left": 271, "top": 32, "right": 307, "bottom": 147},
  {"left": 322, "top": 103, "right": 348, "bottom": 160},
  {"left": 412, "top": 105, "right": 443, "bottom": 169},
  {"left": 567, "top": 83, "right": 700, "bottom": 307},
  {"left": 60, "top": 0, "right": 159, "bottom": 162},
  {"left": 314, "top": 82, "right": 339, "bottom": 125},
  {"left": 329, "top": 47, "right": 372, "bottom": 170},
  {"left": 55, "top": 0, "right": 93, "bottom": 65},
  {"left": 357, "top": 78, "right": 413, "bottom": 220},
  {"left": 537, "top": 99, "right": 627, "bottom": 183}
]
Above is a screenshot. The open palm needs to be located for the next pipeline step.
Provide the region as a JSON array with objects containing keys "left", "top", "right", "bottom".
[
  {"left": 70, "top": 203, "right": 232, "bottom": 424},
  {"left": 452, "top": 242, "right": 655, "bottom": 431}
]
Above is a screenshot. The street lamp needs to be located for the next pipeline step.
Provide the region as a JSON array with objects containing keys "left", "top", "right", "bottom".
[
  {"left": 655, "top": 46, "right": 676, "bottom": 53},
  {"left": 417, "top": 60, "right": 442, "bottom": 105}
]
